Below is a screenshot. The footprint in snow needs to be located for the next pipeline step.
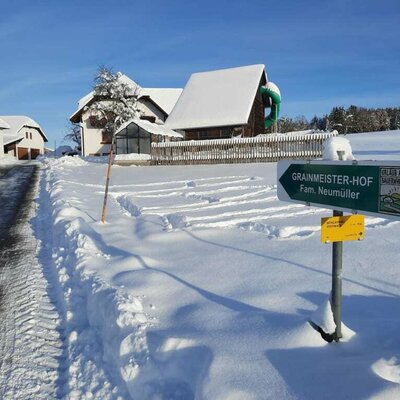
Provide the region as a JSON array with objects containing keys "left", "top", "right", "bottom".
[
  {"left": 372, "top": 357, "right": 400, "bottom": 383},
  {"left": 186, "top": 180, "right": 196, "bottom": 188}
]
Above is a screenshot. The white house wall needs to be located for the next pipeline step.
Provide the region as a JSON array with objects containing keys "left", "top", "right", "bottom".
[
  {"left": 14, "top": 127, "right": 45, "bottom": 159},
  {"left": 81, "top": 109, "right": 112, "bottom": 156},
  {"left": 138, "top": 100, "right": 166, "bottom": 123}
]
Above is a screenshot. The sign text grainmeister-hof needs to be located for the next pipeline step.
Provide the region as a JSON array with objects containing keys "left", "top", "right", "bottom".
[{"left": 277, "top": 161, "right": 400, "bottom": 219}]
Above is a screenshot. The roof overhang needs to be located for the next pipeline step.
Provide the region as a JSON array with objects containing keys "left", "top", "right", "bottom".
[
  {"left": 139, "top": 95, "right": 168, "bottom": 117},
  {"left": 3, "top": 134, "right": 24, "bottom": 146},
  {"left": 69, "top": 97, "right": 96, "bottom": 123},
  {"left": 115, "top": 118, "right": 183, "bottom": 139}
]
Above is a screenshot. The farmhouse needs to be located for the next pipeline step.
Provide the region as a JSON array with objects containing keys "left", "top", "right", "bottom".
[
  {"left": 69, "top": 73, "right": 182, "bottom": 157},
  {"left": 164, "top": 64, "right": 269, "bottom": 140},
  {"left": 0, "top": 116, "right": 48, "bottom": 160}
]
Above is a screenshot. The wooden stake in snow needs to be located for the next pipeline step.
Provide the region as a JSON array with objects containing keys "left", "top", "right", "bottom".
[{"left": 101, "top": 137, "right": 115, "bottom": 223}]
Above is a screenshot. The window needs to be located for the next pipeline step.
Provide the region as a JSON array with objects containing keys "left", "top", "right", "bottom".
[
  {"left": 26, "top": 132, "right": 29, "bottom": 139},
  {"left": 101, "top": 131, "right": 112, "bottom": 144},
  {"left": 140, "top": 115, "right": 156, "bottom": 123},
  {"left": 30, "top": 132, "right": 32, "bottom": 139}
]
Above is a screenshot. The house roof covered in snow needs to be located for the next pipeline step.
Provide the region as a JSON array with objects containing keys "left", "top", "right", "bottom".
[
  {"left": 0, "top": 118, "right": 10, "bottom": 129},
  {"left": 140, "top": 88, "right": 182, "bottom": 115},
  {"left": 0, "top": 116, "right": 48, "bottom": 144},
  {"left": 69, "top": 73, "right": 182, "bottom": 122},
  {"left": 115, "top": 118, "right": 183, "bottom": 139},
  {"left": 165, "top": 64, "right": 267, "bottom": 130}
]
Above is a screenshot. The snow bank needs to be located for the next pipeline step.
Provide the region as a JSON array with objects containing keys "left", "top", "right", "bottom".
[
  {"left": 42, "top": 164, "right": 153, "bottom": 398},
  {"left": 322, "top": 136, "right": 355, "bottom": 160},
  {"left": 40, "top": 155, "right": 88, "bottom": 168},
  {"left": 114, "top": 153, "right": 151, "bottom": 161},
  {"left": 0, "top": 156, "right": 18, "bottom": 166}
]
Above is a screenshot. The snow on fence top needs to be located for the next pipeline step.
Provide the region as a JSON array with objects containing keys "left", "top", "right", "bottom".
[
  {"left": 151, "top": 131, "right": 339, "bottom": 165},
  {"left": 152, "top": 131, "right": 338, "bottom": 148}
]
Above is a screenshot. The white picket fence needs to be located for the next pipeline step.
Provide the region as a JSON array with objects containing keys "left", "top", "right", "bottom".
[{"left": 151, "top": 131, "right": 338, "bottom": 165}]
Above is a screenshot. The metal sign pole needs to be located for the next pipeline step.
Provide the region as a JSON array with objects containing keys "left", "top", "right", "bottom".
[
  {"left": 332, "top": 209, "right": 343, "bottom": 341},
  {"left": 332, "top": 150, "right": 344, "bottom": 341}
]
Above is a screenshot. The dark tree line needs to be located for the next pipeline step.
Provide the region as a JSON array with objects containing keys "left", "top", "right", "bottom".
[{"left": 274, "top": 105, "right": 400, "bottom": 134}]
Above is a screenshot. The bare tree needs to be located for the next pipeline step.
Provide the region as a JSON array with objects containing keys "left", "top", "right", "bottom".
[{"left": 64, "top": 122, "right": 82, "bottom": 150}]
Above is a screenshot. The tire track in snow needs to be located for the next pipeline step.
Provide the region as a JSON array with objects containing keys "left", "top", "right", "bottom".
[{"left": 0, "top": 165, "right": 67, "bottom": 399}]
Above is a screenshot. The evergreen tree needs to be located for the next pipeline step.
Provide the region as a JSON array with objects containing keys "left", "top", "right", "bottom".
[
  {"left": 277, "top": 116, "right": 296, "bottom": 133},
  {"left": 394, "top": 110, "right": 400, "bottom": 130},
  {"left": 309, "top": 115, "right": 319, "bottom": 130},
  {"left": 328, "top": 107, "right": 346, "bottom": 134}
]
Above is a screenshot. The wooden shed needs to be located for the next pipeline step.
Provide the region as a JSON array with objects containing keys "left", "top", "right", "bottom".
[{"left": 164, "top": 64, "right": 268, "bottom": 140}]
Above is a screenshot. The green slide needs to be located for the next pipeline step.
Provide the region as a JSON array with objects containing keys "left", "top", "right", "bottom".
[{"left": 260, "top": 82, "right": 281, "bottom": 128}]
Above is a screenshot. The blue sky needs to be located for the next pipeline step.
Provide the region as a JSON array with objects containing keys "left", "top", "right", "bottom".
[{"left": 0, "top": 0, "right": 399, "bottom": 145}]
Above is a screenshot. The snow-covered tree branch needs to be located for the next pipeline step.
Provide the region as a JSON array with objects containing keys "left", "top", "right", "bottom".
[{"left": 87, "top": 66, "right": 142, "bottom": 143}]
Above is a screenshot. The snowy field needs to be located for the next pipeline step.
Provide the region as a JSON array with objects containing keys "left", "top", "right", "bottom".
[{"left": 39, "top": 130, "right": 400, "bottom": 399}]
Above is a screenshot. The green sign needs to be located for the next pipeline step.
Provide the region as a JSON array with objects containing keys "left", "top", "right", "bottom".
[{"left": 277, "top": 161, "right": 400, "bottom": 218}]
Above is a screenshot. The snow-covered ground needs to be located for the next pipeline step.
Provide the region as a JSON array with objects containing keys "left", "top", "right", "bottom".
[{"left": 38, "top": 130, "right": 400, "bottom": 399}]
